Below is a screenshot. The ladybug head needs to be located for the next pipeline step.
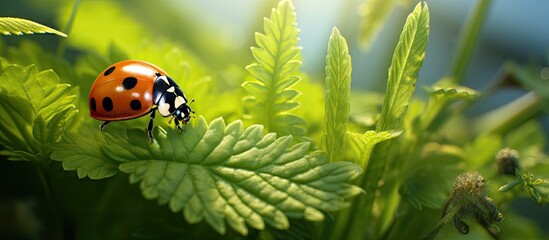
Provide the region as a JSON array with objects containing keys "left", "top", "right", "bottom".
[{"left": 174, "top": 102, "right": 193, "bottom": 124}]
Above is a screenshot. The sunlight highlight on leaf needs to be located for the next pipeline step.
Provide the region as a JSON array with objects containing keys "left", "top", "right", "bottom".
[
  {"left": 376, "top": 2, "right": 430, "bottom": 132},
  {"left": 323, "top": 27, "right": 352, "bottom": 162},
  {"left": 0, "top": 17, "right": 67, "bottom": 37}
]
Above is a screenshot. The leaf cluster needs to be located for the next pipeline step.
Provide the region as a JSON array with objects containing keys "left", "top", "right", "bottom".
[
  {"left": 0, "top": 61, "right": 76, "bottom": 162},
  {"left": 1, "top": 0, "right": 549, "bottom": 239},
  {"left": 1, "top": 0, "right": 363, "bottom": 238}
]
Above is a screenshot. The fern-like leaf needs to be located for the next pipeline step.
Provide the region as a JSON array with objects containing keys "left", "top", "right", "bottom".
[
  {"left": 242, "top": 0, "right": 306, "bottom": 138},
  {"left": 0, "top": 17, "right": 67, "bottom": 37},
  {"left": 322, "top": 27, "right": 352, "bottom": 162},
  {"left": 51, "top": 117, "right": 363, "bottom": 235}
]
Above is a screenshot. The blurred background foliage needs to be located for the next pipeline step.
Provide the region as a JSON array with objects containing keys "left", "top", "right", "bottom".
[{"left": 0, "top": 0, "right": 548, "bottom": 239}]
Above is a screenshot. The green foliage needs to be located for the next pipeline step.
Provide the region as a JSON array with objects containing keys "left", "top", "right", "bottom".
[
  {"left": 322, "top": 27, "right": 351, "bottom": 162},
  {"left": 348, "top": 130, "right": 401, "bottom": 168},
  {"left": 242, "top": 0, "right": 306, "bottom": 138},
  {"left": 367, "top": 0, "right": 430, "bottom": 218},
  {"left": 50, "top": 128, "right": 118, "bottom": 179},
  {"left": 421, "top": 82, "right": 479, "bottom": 130},
  {"left": 0, "top": 17, "right": 67, "bottom": 37},
  {"left": 499, "top": 170, "right": 549, "bottom": 206},
  {"left": 52, "top": 117, "right": 362, "bottom": 235},
  {"left": 0, "top": 63, "right": 75, "bottom": 162},
  {"left": 1, "top": 0, "right": 549, "bottom": 239},
  {"left": 376, "top": 2, "right": 430, "bottom": 132},
  {"left": 327, "top": 4, "right": 430, "bottom": 239}
]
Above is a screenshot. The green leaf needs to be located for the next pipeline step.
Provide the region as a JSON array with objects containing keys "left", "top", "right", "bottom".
[
  {"left": 242, "top": 0, "right": 306, "bottom": 139},
  {"left": 50, "top": 128, "right": 119, "bottom": 179},
  {"left": 348, "top": 130, "right": 401, "bottom": 168},
  {"left": 0, "top": 92, "right": 37, "bottom": 160},
  {"left": 322, "top": 27, "right": 352, "bottom": 162},
  {"left": 52, "top": 116, "right": 362, "bottom": 235},
  {"left": 4, "top": 40, "right": 78, "bottom": 84},
  {"left": 424, "top": 85, "right": 479, "bottom": 101},
  {"left": 498, "top": 178, "right": 524, "bottom": 192},
  {"left": 0, "top": 64, "right": 76, "bottom": 162},
  {"left": 376, "top": 2, "right": 430, "bottom": 132},
  {"left": 501, "top": 171, "right": 549, "bottom": 206},
  {"left": 0, "top": 17, "right": 67, "bottom": 37},
  {"left": 358, "top": 0, "right": 398, "bottom": 49},
  {"left": 420, "top": 82, "right": 479, "bottom": 130}
]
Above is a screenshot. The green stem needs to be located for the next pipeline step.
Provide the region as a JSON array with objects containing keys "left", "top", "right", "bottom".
[
  {"left": 473, "top": 91, "right": 545, "bottom": 135},
  {"left": 421, "top": 206, "right": 461, "bottom": 240},
  {"left": 56, "top": 0, "right": 81, "bottom": 57},
  {"left": 449, "top": 0, "right": 492, "bottom": 84},
  {"left": 333, "top": 141, "right": 391, "bottom": 239},
  {"left": 36, "top": 165, "right": 65, "bottom": 239}
]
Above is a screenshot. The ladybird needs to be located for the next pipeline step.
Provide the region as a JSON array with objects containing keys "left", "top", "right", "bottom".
[{"left": 89, "top": 60, "right": 193, "bottom": 142}]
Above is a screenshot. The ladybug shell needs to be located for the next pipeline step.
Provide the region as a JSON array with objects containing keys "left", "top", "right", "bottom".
[{"left": 89, "top": 60, "right": 168, "bottom": 121}]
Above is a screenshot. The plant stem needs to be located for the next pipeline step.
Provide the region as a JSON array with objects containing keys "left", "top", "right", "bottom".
[
  {"left": 36, "top": 165, "right": 65, "bottom": 239},
  {"left": 56, "top": 0, "right": 81, "bottom": 57},
  {"left": 449, "top": 0, "right": 492, "bottom": 84},
  {"left": 473, "top": 91, "right": 545, "bottom": 135}
]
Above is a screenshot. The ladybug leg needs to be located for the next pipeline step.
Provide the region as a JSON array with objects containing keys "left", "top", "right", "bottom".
[
  {"left": 147, "top": 109, "right": 156, "bottom": 142},
  {"left": 174, "top": 118, "right": 183, "bottom": 132},
  {"left": 99, "top": 121, "right": 111, "bottom": 131}
]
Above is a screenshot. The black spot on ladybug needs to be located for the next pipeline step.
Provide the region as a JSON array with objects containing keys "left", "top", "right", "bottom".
[
  {"left": 130, "top": 100, "right": 142, "bottom": 110},
  {"left": 90, "top": 98, "right": 97, "bottom": 111},
  {"left": 104, "top": 66, "right": 116, "bottom": 76},
  {"left": 102, "top": 97, "right": 114, "bottom": 112},
  {"left": 122, "top": 77, "right": 138, "bottom": 90}
]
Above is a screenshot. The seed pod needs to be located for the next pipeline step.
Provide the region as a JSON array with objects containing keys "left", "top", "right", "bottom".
[{"left": 442, "top": 172, "right": 503, "bottom": 238}]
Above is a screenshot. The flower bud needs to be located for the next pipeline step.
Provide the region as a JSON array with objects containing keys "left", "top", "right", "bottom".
[{"left": 496, "top": 148, "right": 520, "bottom": 176}]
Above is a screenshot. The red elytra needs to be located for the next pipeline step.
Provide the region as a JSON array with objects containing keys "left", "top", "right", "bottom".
[
  {"left": 88, "top": 60, "right": 193, "bottom": 142},
  {"left": 89, "top": 60, "right": 166, "bottom": 120}
]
